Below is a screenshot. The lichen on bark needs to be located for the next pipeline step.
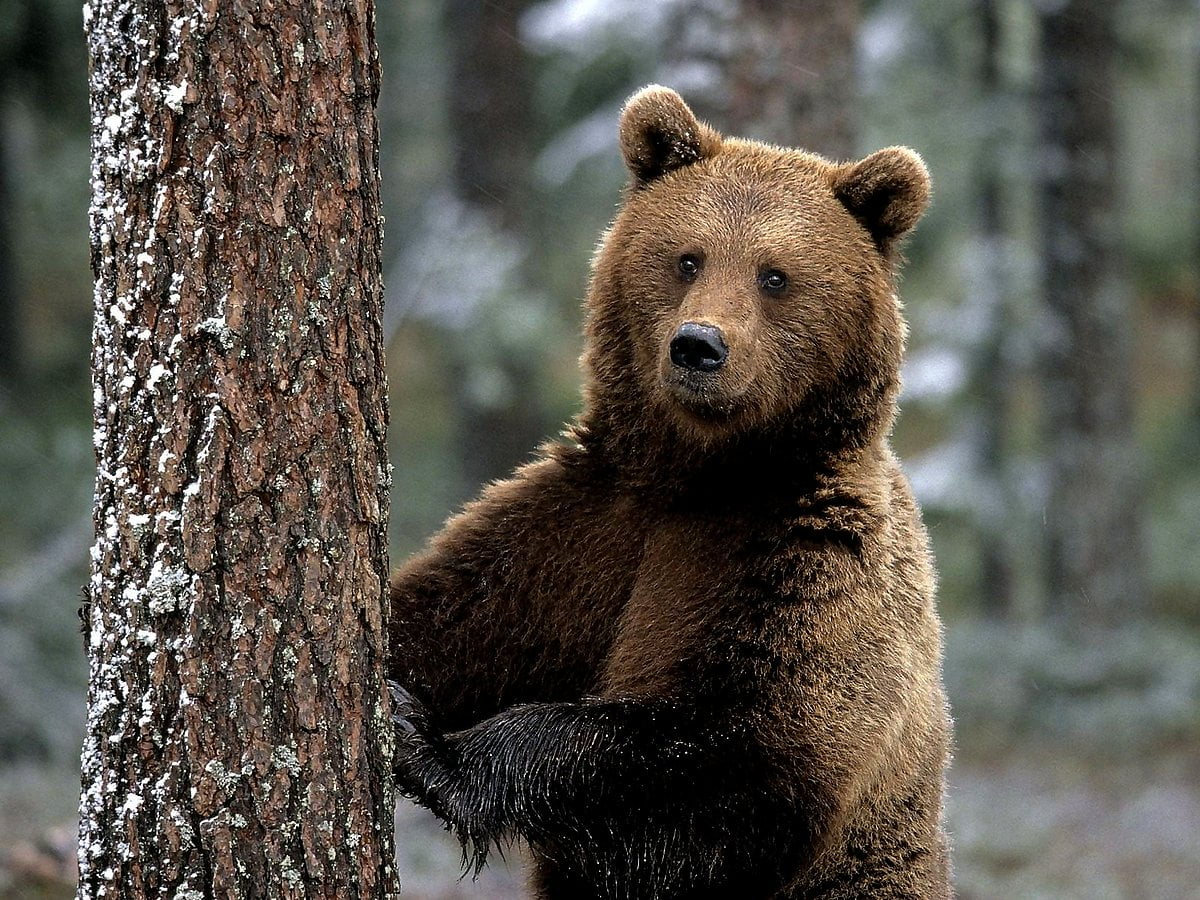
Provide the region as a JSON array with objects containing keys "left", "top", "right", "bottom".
[{"left": 80, "top": 1, "right": 399, "bottom": 896}]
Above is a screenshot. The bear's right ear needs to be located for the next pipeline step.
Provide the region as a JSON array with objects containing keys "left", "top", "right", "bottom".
[
  {"left": 619, "top": 86, "right": 721, "bottom": 186},
  {"left": 832, "top": 147, "right": 931, "bottom": 257}
]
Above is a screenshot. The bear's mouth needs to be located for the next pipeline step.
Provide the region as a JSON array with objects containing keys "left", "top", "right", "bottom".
[{"left": 662, "top": 371, "right": 741, "bottom": 421}]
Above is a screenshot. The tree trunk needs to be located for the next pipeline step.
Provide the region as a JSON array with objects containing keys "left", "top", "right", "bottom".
[
  {"left": 444, "top": 0, "right": 534, "bottom": 236},
  {"left": 1196, "top": 29, "right": 1200, "bottom": 435},
  {"left": 665, "top": 0, "right": 859, "bottom": 159},
  {"left": 973, "top": 0, "right": 1016, "bottom": 617},
  {"left": 0, "top": 113, "right": 19, "bottom": 388},
  {"left": 1035, "top": 0, "right": 1146, "bottom": 623},
  {"left": 443, "top": 0, "right": 547, "bottom": 490},
  {"left": 79, "top": 1, "right": 399, "bottom": 897}
]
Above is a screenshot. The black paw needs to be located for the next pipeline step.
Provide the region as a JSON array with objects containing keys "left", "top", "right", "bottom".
[
  {"left": 387, "top": 682, "right": 455, "bottom": 811},
  {"left": 387, "top": 681, "right": 432, "bottom": 737}
]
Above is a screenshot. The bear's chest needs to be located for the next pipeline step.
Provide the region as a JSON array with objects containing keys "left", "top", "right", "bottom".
[{"left": 599, "top": 514, "right": 792, "bottom": 700}]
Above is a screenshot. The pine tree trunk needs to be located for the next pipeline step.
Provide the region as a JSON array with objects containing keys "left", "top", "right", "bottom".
[
  {"left": 79, "top": 1, "right": 399, "bottom": 897},
  {"left": 445, "top": 0, "right": 534, "bottom": 237},
  {"left": 974, "top": 0, "right": 1016, "bottom": 617},
  {"left": 1195, "top": 33, "right": 1200, "bottom": 435},
  {"left": 0, "top": 108, "right": 20, "bottom": 388},
  {"left": 665, "top": 0, "right": 859, "bottom": 159},
  {"left": 1036, "top": 0, "right": 1146, "bottom": 623},
  {"left": 444, "top": 0, "right": 547, "bottom": 489}
]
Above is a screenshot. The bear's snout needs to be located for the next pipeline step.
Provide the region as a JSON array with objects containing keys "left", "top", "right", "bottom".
[{"left": 669, "top": 322, "right": 728, "bottom": 373}]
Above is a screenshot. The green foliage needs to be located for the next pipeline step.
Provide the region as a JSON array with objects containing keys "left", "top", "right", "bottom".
[{"left": 947, "top": 619, "right": 1200, "bottom": 756}]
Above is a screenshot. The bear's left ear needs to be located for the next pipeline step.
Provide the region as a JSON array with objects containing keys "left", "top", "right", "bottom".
[
  {"left": 832, "top": 147, "right": 930, "bottom": 256},
  {"left": 619, "top": 85, "right": 722, "bottom": 186}
]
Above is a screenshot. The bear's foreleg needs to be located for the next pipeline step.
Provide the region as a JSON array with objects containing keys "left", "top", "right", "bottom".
[{"left": 391, "top": 685, "right": 808, "bottom": 898}]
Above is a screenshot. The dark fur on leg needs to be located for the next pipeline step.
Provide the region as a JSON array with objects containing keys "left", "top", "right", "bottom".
[
  {"left": 391, "top": 682, "right": 504, "bottom": 872},
  {"left": 392, "top": 684, "right": 812, "bottom": 899}
]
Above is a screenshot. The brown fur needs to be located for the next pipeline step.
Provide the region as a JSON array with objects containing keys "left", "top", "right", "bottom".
[{"left": 390, "top": 85, "right": 951, "bottom": 899}]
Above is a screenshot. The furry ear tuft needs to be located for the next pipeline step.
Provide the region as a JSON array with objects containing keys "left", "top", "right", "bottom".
[
  {"left": 618, "top": 86, "right": 720, "bottom": 185},
  {"left": 833, "top": 148, "right": 931, "bottom": 256}
]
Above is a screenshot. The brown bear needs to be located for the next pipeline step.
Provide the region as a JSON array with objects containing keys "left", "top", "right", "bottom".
[{"left": 389, "top": 85, "right": 951, "bottom": 899}]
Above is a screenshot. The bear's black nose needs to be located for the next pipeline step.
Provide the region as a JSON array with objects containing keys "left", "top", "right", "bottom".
[{"left": 670, "top": 322, "right": 728, "bottom": 373}]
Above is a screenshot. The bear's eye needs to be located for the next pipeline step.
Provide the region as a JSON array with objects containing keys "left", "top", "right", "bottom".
[
  {"left": 758, "top": 269, "right": 788, "bottom": 294},
  {"left": 677, "top": 254, "right": 701, "bottom": 281}
]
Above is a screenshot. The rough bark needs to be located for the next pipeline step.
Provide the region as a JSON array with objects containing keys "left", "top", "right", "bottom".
[
  {"left": 79, "top": 1, "right": 399, "bottom": 897},
  {"left": 665, "top": 0, "right": 859, "bottom": 159},
  {"left": 1035, "top": 0, "right": 1146, "bottom": 622}
]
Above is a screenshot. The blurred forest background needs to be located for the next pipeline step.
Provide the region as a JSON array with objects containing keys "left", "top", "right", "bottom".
[{"left": 1, "top": 0, "right": 1199, "bottom": 896}]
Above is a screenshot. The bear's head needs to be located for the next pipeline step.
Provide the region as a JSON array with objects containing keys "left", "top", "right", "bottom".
[{"left": 580, "top": 86, "right": 930, "bottom": 473}]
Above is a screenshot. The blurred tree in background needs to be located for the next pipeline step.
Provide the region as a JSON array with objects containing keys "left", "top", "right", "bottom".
[
  {"left": 441, "top": 0, "right": 557, "bottom": 491},
  {"left": 0, "top": 0, "right": 92, "bottom": 777},
  {"left": 662, "top": 0, "right": 859, "bottom": 156},
  {"left": 1, "top": 0, "right": 1198, "bottom": 896},
  {"left": 970, "top": 0, "right": 1020, "bottom": 617},
  {"left": 0, "top": 0, "right": 87, "bottom": 389},
  {"left": 1036, "top": 0, "right": 1146, "bottom": 625}
]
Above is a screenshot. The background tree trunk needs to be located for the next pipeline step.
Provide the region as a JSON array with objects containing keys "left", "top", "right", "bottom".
[
  {"left": 79, "top": 1, "right": 399, "bottom": 897},
  {"left": 1035, "top": 0, "right": 1146, "bottom": 623},
  {"left": 665, "top": 0, "right": 859, "bottom": 159},
  {"left": 445, "top": 0, "right": 534, "bottom": 237},
  {"left": 973, "top": 0, "right": 1017, "bottom": 617},
  {"left": 0, "top": 117, "right": 19, "bottom": 389},
  {"left": 1195, "top": 28, "right": 1200, "bottom": 436},
  {"left": 443, "top": 0, "right": 547, "bottom": 489}
]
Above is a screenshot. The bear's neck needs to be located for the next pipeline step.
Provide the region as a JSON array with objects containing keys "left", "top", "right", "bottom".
[{"left": 573, "top": 372, "right": 899, "bottom": 508}]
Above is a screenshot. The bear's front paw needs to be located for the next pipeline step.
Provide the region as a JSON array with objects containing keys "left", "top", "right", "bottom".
[
  {"left": 388, "top": 681, "right": 433, "bottom": 737},
  {"left": 387, "top": 683, "right": 453, "bottom": 805},
  {"left": 387, "top": 683, "right": 507, "bottom": 871}
]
